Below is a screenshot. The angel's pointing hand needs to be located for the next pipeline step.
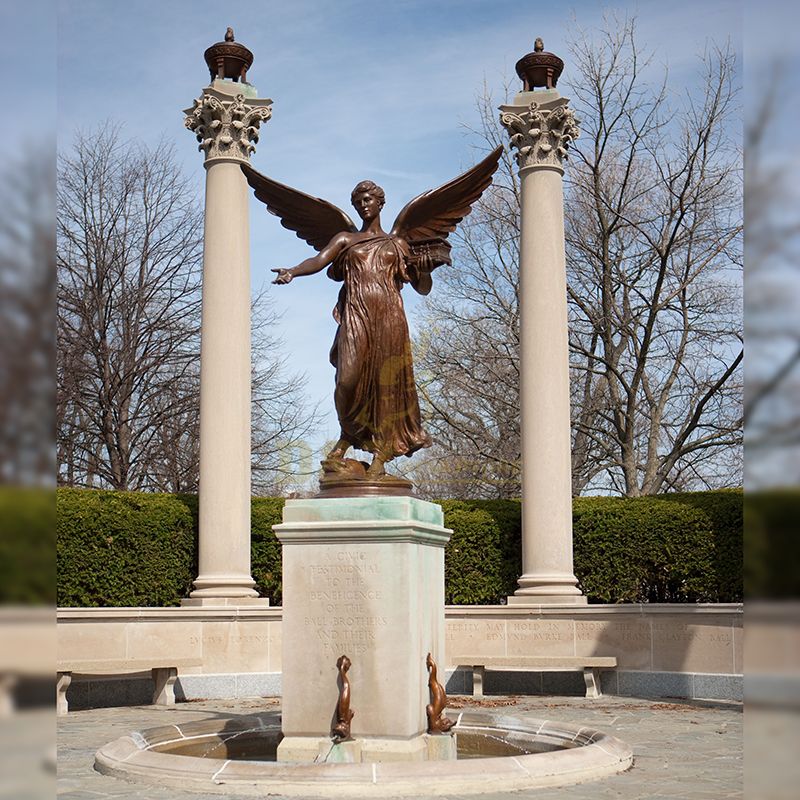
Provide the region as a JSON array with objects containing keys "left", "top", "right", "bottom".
[{"left": 272, "top": 268, "right": 293, "bottom": 285}]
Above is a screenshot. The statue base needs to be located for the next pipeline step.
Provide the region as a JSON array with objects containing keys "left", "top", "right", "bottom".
[
  {"left": 273, "top": 497, "right": 452, "bottom": 761},
  {"left": 317, "top": 474, "right": 414, "bottom": 498},
  {"left": 318, "top": 458, "right": 414, "bottom": 498}
]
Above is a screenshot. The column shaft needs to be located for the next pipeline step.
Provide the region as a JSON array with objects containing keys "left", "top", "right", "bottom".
[
  {"left": 192, "top": 160, "right": 256, "bottom": 598},
  {"left": 514, "top": 165, "right": 582, "bottom": 601}
]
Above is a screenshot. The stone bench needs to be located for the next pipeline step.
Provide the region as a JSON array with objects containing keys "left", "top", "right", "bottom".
[
  {"left": 456, "top": 656, "right": 618, "bottom": 699},
  {"left": 57, "top": 658, "right": 202, "bottom": 715}
]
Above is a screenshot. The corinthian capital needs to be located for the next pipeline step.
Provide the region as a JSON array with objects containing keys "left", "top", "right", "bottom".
[
  {"left": 185, "top": 90, "right": 272, "bottom": 164},
  {"left": 500, "top": 99, "right": 579, "bottom": 172}
]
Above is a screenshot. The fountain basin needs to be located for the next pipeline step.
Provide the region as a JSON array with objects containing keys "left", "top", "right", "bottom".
[{"left": 94, "top": 709, "right": 633, "bottom": 796}]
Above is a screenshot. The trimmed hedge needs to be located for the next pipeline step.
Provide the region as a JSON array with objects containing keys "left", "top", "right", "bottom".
[
  {"left": 441, "top": 492, "right": 739, "bottom": 604},
  {"left": 745, "top": 490, "right": 800, "bottom": 599},
  {"left": 56, "top": 488, "right": 743, "bottom": 607},
  {"left": 250, "top": 498, "right": 284, "bottom": 603},
  {"left": 440, "top": 500, "right": 520, "bottom": 604},
  {"left": 56, "top": 490, "right": 286, "bottom": 607},
  {"left": 572, "top": 497, "right": 716, "bottom": 603},
  {"left": 57, "top": 488, "right": 196, "bottom": 607},
  {"left": 659, "top": 489, "right": 742, "bottom": 601},
  {"left": 1, "top": 487, "right": 55, "bottom": 604}
]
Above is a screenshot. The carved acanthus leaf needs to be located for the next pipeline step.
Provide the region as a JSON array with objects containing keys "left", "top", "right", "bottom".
[
  {"left": 184, "top": 93, "right": 272, "bottom": 163},
  {"left": 500, "top": 101, "right": 579, "bottom": 171}
]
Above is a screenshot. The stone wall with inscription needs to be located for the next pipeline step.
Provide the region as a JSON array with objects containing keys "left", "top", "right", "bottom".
[
  {"left": 57, "top": 606, "right": 283, "bottom": 678},
  {"left": 59, "top": 604, "right": 742, "bottom": 681},
  {"left": 444, "top": 606, "right": 742, "bottom": 676}
]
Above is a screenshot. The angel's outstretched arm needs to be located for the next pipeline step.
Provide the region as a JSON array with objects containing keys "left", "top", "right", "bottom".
[{"left": 272, "top": 232, "right": 350, "bottom": 284}]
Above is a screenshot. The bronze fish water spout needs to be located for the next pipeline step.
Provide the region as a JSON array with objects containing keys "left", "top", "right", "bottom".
[
  {"left": 426, "top": 652, "right": 455, "bottom": 733},
  {"left": 332, "top": 654, "right": 354, "bottom": 741}
]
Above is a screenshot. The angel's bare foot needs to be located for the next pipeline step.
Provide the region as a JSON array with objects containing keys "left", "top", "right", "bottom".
[{"left": 366, "top": 456, "right": 386, "bottom": 479}]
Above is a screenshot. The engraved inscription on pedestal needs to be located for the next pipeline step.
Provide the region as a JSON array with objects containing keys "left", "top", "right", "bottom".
[
  {"left": 303, "top": 551, "right": 388, "bottom": 657},
  {"left": 275, "top": 497, "right": 451, "bottom": 748}
]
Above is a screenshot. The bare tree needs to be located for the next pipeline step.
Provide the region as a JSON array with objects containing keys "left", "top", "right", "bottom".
[
  {"left": 743, "top": 65, "right": 800, "bottom": 486},
  {"left": 250, "top": 288, "right": 320, "bottom": 496},
  {"left": 0, "top": 147, "right": 55, "bottom": 486},
  {"left": 57, "top": 125, "right": 203, "bottom": 491},
  {"left": 412, "top": 18, "right": 743, "bottom": 498},
  {"left": 57, "top": 124, "right": 319, "bottom": 493},
  {"left": 411, "top": 87, "right": 522, "bottom": 498},
  {"left": 565, "top": 19, "right": 742, "bottom": 495}
]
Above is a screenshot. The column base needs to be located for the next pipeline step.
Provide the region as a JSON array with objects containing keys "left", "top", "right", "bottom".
[
  {"left": 188, "top": 575, "right": 260, "bottom": 600},
  {"left": 506, "top": 594, "right": 587, "bottom": 606},
  {"left": 180, "top": 596, "right": 269, "bottom": 608},
  {"left": 277, "top": 733, "right": 457, "bottom": 763},
  {"left": 510, "top": 572, "right": 585, "bottom": 605}
]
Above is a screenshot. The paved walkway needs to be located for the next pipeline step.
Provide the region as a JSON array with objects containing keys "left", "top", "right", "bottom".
[{"left": 57, "top": 695, "right": 742, "bottom": 799}]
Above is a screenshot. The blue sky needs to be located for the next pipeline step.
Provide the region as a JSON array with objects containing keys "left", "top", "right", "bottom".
[{"left": 25, "top": 0, "right": 783, "bottom": 462}]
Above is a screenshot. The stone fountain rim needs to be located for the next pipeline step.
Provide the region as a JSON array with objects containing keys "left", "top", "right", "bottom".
[{"left": 94, "top": 710, "right": 633, "bottom": 797}]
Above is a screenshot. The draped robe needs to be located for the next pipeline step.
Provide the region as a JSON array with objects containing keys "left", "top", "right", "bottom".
[{"left": 327, "top": 233, "right": 432, "bottom": 460}]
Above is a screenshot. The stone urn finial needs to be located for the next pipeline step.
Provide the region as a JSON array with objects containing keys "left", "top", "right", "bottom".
[
  {"left": 515, "top": 37, "right": 564, "bottom": 91},
  {"left": 204, "top": 27, "right": 254, "bottom": 83}
]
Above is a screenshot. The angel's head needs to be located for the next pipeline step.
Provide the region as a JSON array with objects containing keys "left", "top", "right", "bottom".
[{"left": 351, "top": 180, "right": 385, "bottom": 222}]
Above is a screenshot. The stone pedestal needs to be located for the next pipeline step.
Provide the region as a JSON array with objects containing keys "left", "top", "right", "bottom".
[
  {"left": 273, "top": 497, "right": 454, "bottom": 762},
  {"left": 500, "top": 89, "right": 585, "bottom": 606},
  {"left": 182, "top": 80, "right": 272, "bottom": 604}
]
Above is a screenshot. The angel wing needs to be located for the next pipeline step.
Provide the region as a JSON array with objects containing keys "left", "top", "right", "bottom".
[
  {"left": 241, "top": 163, "right": 357, "bottom": 251},
  {"left": 390, "top": 145, "right": 503, "bottom": 294},
  {"left": 391, "top": 145, "right": 503, "bottom": 240}
]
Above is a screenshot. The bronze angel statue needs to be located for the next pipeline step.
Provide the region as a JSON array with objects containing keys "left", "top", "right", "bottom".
[{"left": 241, "top": 146, "right": 502, "bottom": 492}]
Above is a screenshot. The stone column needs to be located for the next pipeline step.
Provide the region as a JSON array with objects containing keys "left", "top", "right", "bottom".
[
  {"left": 182, "top": 81, "right": 272, "bottom": 604},
  {"left": 500, "top": 85, "right": 585, "bottom": 605}
]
